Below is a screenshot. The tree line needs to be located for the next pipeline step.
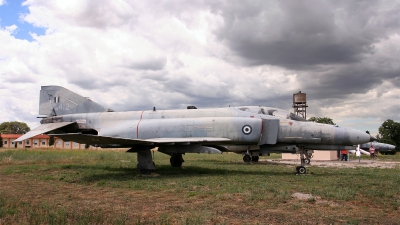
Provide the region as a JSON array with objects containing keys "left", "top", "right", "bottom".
[
  {"left": 0, "top": 121, "right": 57, "bottom": 148},
  {"left": 0, "top": 121, "right": 31, "bottom": 148}
]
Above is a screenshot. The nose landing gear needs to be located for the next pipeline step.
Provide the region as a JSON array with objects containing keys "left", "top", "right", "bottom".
[{"left": 296, "top": 149, "right": 312, "bottom": 174}]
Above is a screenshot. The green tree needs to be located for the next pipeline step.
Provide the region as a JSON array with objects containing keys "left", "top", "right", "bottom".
[
  {"left": 0, "top": 121, "right": 30, "bottom": 134},
  {"left": 377, "top": 119, "right": 400, "bottom": 151},
  {"left": 308, "top": 117, "right": 336, "bottom": 125}
]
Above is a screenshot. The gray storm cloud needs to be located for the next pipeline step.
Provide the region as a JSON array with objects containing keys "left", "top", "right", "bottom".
[{"left": 0, "top": 0, "right": 399, "bottom": 136}]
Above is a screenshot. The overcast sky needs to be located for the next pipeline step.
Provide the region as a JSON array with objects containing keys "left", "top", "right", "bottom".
[{"left": 0, "top": 0, "right": 399, "bottom": 136}]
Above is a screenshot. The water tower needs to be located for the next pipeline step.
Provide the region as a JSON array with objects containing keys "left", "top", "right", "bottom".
[{"left": 293, "top": 91, "right": 308, "bottom": 119}]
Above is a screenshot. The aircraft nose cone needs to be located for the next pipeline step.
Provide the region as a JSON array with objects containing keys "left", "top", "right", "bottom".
[{"left": 347, "top": 128, "right": 371, "bottom": 145}]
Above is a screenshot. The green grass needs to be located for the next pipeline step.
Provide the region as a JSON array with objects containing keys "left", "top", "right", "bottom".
[{"left": 1, "top": 149, "right": 400, "bottom": 224}]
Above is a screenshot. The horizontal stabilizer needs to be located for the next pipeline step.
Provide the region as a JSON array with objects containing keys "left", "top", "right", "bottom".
[{"left": 14, "top": 122, "right": 76, "bottom": 142}]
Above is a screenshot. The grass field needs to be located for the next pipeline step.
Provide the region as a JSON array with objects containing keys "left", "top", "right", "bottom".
[{"left": 1, "top": 148, "right": 400, "bottom": 224}]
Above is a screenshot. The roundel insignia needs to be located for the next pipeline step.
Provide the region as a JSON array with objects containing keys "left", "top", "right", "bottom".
[{"left": 242, "top": 125, "right": 252, "bottom": 135}]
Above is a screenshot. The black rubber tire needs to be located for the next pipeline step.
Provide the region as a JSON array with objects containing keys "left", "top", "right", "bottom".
[
  {"left": 298, "top": 166, "right": 307, "bottom": 174},
  {"left": 243, "top": 154, "right": 251, "bottom": 163},
  {"left": 170, "top": 155, "right": 183, "bottom": 167},
  {"left": 251, "top": 156, "right": 259, "bottom": 162}
]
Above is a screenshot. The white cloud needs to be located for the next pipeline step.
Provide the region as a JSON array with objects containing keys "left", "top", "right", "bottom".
[
  {"left": 3, "top": 24, "right": 18, "bottom": 35},
  {"left": 0, "top": 0, "right": 399, "bottom": 137}
]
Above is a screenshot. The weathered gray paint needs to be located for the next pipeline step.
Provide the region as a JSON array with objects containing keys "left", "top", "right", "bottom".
[
  {"left": 18, "top": 86, "right": 373, "bottom": 156},
  {"left": 39, "top": 86, "right": 109, "bottom": 116},
  {"left": 258, "top": 119, "right": 279, "bottom": 145}
]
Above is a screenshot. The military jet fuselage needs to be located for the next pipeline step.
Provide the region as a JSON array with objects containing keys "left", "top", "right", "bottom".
[
  {"left": 16, "top": 86, "right": 373, "bottom": 174},
  {"left": 41, "top": 108, "right": 371, "bottom": 149}
]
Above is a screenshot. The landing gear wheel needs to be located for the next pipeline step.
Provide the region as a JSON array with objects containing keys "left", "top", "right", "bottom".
[
  {"left": 243, "top": 154, "right": 251, "bottom": 163},
  {"left": 251, "top": 156, "right": 259, "bottom": 162},
  {"left": 297, "top": 166, "right": 307, "bottom": 174},
  {"left": 170, "top": 154, "right": 183, "bottom": 167},
  {"left": 304, "top": 158, "right": 310, "bottom": 164}
]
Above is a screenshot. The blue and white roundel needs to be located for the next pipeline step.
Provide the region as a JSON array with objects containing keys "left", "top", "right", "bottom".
[{"left": 242, "top": 125, "right": 252, "bottom": 135}]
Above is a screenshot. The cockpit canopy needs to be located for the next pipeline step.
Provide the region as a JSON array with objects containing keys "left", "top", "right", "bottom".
[{"left": 237, "top": 106, "right": 307, "bottom": 121}]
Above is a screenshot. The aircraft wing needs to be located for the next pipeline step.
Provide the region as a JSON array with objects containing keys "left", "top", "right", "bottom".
[
  {"left": 52, "top": 133, "right": 146, "bottom": 145},
  {"left": 52, "top": 133, "right": 231, "bottom": 146},
  {"left": 14, "top": 122, "right": 76, "bottom": 142}
]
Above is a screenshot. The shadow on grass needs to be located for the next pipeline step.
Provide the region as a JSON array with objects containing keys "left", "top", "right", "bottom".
[{"left": 60, "top": 163, "right": 295, "bottom": 183}]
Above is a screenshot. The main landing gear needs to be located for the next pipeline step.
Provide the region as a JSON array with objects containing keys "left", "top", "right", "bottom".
[
  {"left": 136, "top": 150, "right": 156, "bottom": 175},
  {"left": 243, "top": 154, "right": 251, "bottom": 163},
  {"left": 135, "top": 151, "right": 185, "bottom": 174},
  {"left": 242, "top": 153, "right": 259, "bottom": 163},
  {"left": 170, "top": 153, "right": 184, "bottom": 167}
]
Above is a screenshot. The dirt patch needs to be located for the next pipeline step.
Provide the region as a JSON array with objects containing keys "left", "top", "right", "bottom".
[
  {"left": 264, "top": 159, "right": 400, "bottom": 169},
  {"left": 292, "top": 192, "right": 339, "bottom": 207}
]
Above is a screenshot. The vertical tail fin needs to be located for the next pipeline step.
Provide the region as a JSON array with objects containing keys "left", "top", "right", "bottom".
[{"left": 39, "top": 86, "right": 111, "bottom": 116}]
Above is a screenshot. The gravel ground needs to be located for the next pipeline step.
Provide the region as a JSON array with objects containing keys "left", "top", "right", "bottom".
[{"left": 263, "top": 158, "right": 400, "bottom": 169}]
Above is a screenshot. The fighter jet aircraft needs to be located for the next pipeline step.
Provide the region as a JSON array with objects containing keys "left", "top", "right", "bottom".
[
  {"left": 15, "top": 86, "right": 374, "bottom": 174},
  {"left": 360, "top": 141, "right": 396, "bottom": 155}
]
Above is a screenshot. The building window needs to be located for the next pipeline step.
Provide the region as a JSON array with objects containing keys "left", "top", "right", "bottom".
[
  {"left": 34, "top": 142, "right": 38, "bottom": 145},
  {"left": 4, "top": 141, "right": 7, "bottom": 144},
  {"left": 42, "top": 142, "right": 46, "bottom": 145},
  {"left": 26, "top": 140, "right": 30, "bottom": 145}
]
